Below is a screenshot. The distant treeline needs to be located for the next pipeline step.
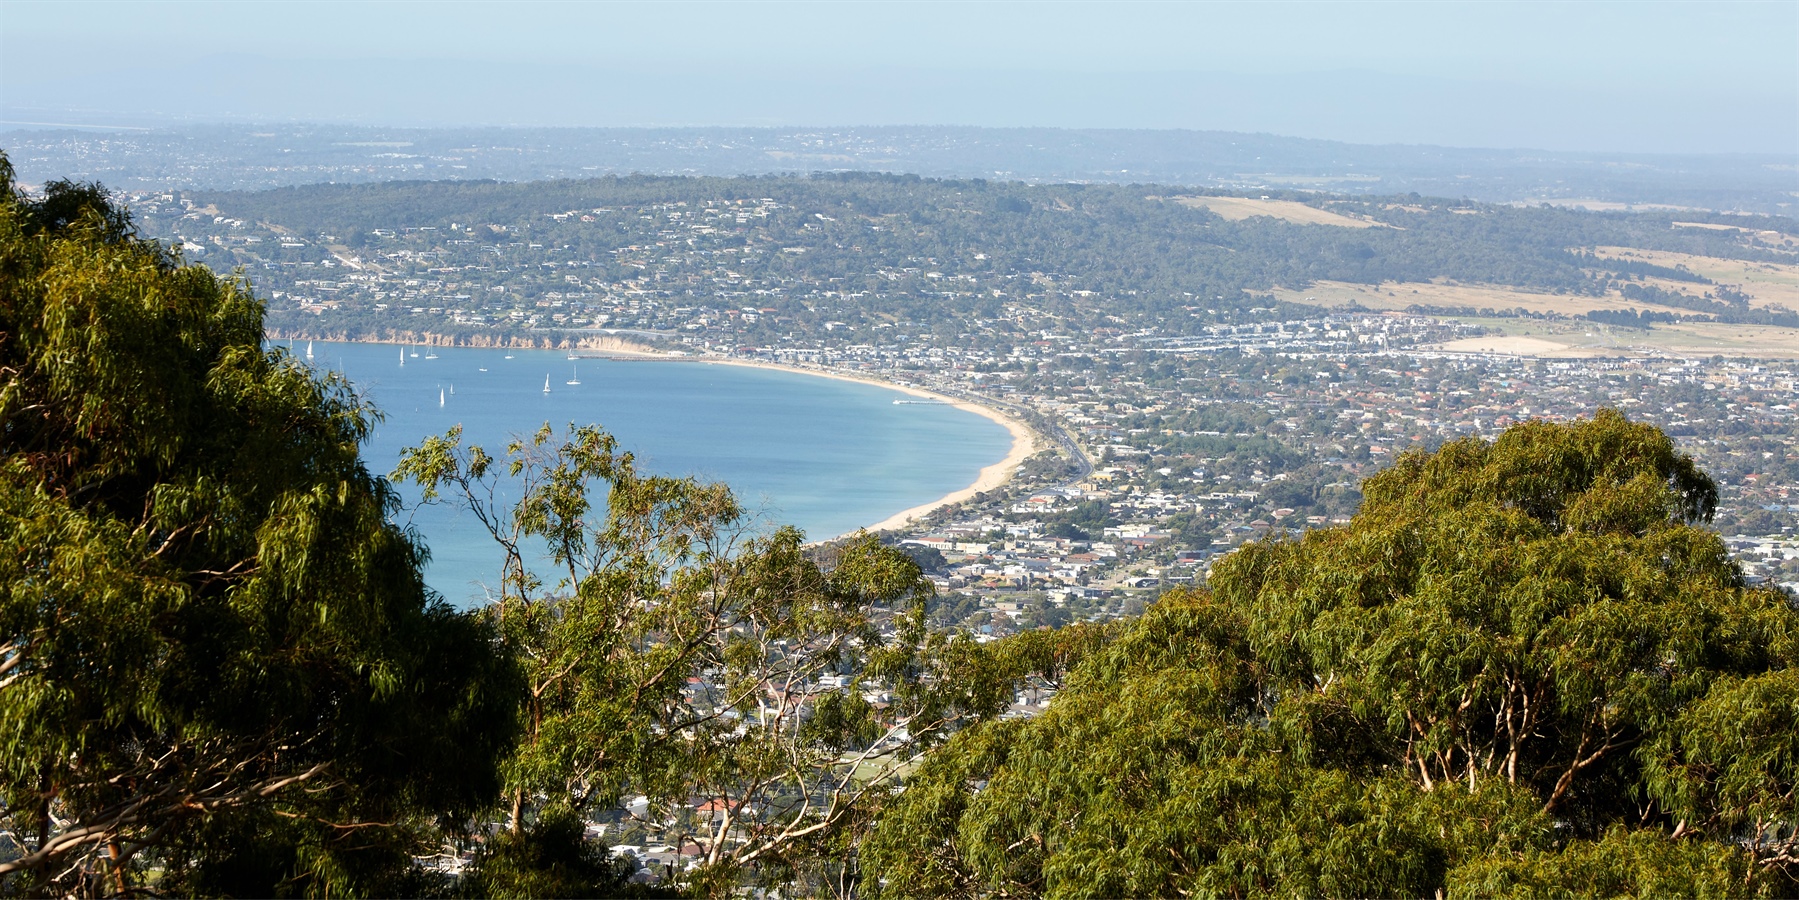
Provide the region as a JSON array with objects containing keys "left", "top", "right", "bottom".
[{"left": 1584, "top": 308, "right": 1682, "bottom": 329}]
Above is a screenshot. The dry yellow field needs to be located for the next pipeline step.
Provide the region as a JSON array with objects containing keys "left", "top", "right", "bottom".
[
  {"left": 1590, "top": 247, "right": 1799, "bottom": 310},
  {"left": 1421, "top": 318, "right": 1621, "bottom": 358},
  {"left": 1173, "top": 196, "right": 1381, "bottom": 228},
  {"left": 1431, "top": 335, "right": 1576, "bottom": 355}
]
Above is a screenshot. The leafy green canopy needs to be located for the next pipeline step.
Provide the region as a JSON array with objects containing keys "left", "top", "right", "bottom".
[
  {"left": 396, "top": 423, "right": 1052, "bottom": 896},
  {"left": 864, "top": 410, "right": 1799, "bottom": 897},
  {"left": 0, "top": 155, "right": 518, "bottom": 896}
]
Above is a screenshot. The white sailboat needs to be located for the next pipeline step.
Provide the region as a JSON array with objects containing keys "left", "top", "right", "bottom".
[
  {"left": 305, "top": 340, "right": 314, "bottom": 360},
  {"left": 399, "top": 345, "right": 405, "bottom": 366},
  {"left": 410, "top": 347, "right": 419, "bottom": 358},
  {"left": 425, "top": 347, "right": 439, "bottom": 359},
  {"left": 439, "top": 387, "right": 445, "bottom": 407},
  {"left": 542, "top": 374, "right": 551, "bottom": 394},
  {"left": 566, "top": 362, "right": 581, "bottom": 386},
  {"left": 504, "top": 352, "right": 514, "bottom": 359}
]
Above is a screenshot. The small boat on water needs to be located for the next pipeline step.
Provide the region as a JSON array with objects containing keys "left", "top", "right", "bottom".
[
  {"left": 305, "top": 340, "right": 314, "bottom": 360},
  {"left": 542, "top": 374, "right": 551, "bottom": 394},
  {"left": 399, "top": 346, "right": 405, "bottom": 366},
  {"left": 425, "top": 348, "right": 439, "bottom": 359},
  {"left": 410, "top": 347, "right": 419, "bottom": 358},
  {"left": 439, "top": 387, "right": 445, "bottom": 407},
  {"left": 566, "top": 363, "right": 581, "bottom": 386},
  {"left": 504, "top": 352, "right": 514, "bottom": 359}
]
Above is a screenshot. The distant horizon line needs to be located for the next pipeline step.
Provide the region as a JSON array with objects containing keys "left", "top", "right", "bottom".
[{"left": 3, "top": 116, "right": 1792, "bottom": 162}]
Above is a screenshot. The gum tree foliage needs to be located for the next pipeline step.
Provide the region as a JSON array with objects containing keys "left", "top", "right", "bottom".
[
  {"left": 864, "top": 410, "right": 1799, "bottom": 897},
  {"left": 0, "top": 157, "right": 518, "bottom": 897},
  {"left": 394, "top": 424, "right": 1041, "bottom": 896},
  {"left": 456, "top": 805, "right": 655, "bottom": 900}
]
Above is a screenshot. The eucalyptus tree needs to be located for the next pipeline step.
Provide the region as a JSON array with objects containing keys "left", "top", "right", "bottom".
[
  {"left": 394, "top": 423, "right": 1020, "bottom": 895},
  {"left": 864, "top": 410, "right": 1799, "bottom": 897},
  {"left": 0, "top": 158, "right": 518, "bottom": 896}
]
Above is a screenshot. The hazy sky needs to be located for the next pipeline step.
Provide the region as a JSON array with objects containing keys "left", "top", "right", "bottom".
[{"left": 3, "top": 0, "right": 1795, "bottom": 153}]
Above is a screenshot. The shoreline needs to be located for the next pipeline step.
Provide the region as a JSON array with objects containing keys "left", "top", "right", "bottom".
[
  {"left": 282, "top": 333, "right": 1041, "bottom": 538},
  {"left": 696, "top": 357, "right": 1039, "bottom": 536},
  {"left": 268, "top": 328, "right": 667, "bottom": 356}
]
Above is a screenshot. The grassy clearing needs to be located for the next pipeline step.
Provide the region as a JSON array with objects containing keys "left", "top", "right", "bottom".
[
  {"left": 1173, "top": 196, "right": 1382, "bottom": 228},
  {"left": 1270, "top": 282, "right": 1799, "bottom": 359},
  {"left": 1425, "top": 317, "right": 1634, "bottom": 358},
  {"left": 1428, "top": 315, "right": 1799, "bottom": 359},
  {"left": 1634, "top": 321, "right": 1799, "bottom": 357},
  {"left": 1591, "top": 246, "right": 1799, "bottom": 310},
  {"left": 1270, "top": 280, "right": 1699, "bottom": 318}
]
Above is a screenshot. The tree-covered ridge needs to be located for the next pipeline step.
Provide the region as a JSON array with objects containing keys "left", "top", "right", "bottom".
[
  {"left": 0, "top": 159, "right": 518, "bottom": 895},
  {"left": 864, "top": 411, "right": 1799, "bottom": 897},
  {"left": 166, "top": 172, "right": 1798, "bottom": 344}
]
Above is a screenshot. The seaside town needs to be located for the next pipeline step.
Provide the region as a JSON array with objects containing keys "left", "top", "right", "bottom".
[
  {"left": 134, "top": 188, "right": 1799, "bottom": 636},
  {"left": 346, "top": 320, "right": 1799, "bottom": 882},
  {"left": 894, "top": 348, "right": 1799, "bottom": 620},
  {"left": 107, "top": 185, "right": 1780, "bottom": 882}
]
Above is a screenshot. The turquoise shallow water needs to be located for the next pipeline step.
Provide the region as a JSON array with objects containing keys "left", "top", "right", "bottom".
[{"left": 301, "top": 341, "right": 1011, "bottom": 603}]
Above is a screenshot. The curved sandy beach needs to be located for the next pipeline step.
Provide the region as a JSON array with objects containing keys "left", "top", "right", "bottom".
[
  {"left": 694, "top": 357, "right": 1039, "bottom": 535},
  {"left": 285, "top": 333, "right": 1040, "bottom": 537}
]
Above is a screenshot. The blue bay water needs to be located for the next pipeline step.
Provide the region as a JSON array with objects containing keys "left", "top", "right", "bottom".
[{"left": 300, "top": 341, "right": 1011, "bottom": 603}]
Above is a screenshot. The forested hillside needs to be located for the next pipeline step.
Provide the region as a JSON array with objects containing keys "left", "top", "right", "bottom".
[
  {"left": 198, "top": 173, "right": 1799, "bottom": 288},
  {"left": 865, "top": 413, "right": 1799, "bottom": 897},
  {"left": 0, "top": 158, "right": 517, "bottom": 896}
]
